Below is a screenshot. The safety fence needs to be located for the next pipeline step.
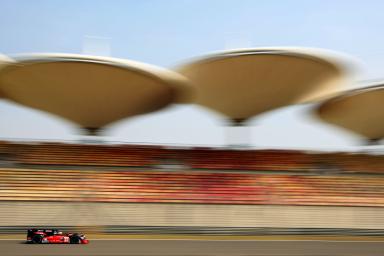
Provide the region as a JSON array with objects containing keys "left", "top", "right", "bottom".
[
  {"left": 2, "top": 226, "right": 384, "bottom": 236},
  {"left": 1, "top": 202, "right": 384, "bottom": 230}
]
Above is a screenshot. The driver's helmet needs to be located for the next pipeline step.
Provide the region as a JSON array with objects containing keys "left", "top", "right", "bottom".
[{"left": 57, "top": 231, "right": 63, "bottom": 235}]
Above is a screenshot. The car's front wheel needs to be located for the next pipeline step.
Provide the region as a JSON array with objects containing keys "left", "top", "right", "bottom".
[{"left": 69, "top": 234, "right": 81, "bottom": 244}]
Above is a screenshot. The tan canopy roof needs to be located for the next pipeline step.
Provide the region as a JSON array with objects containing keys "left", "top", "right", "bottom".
[
  {"left": 0, "top": 53, "right": 192, "bottom": 131},
  {"left": 0, "top": 54, "right": 14, "bottom": 98},
  {"left": 316, "top": 84, "right": 384, "bottom": 140},
  {"left": 177, "top": 48, "right": 350, "bottom": 123}
]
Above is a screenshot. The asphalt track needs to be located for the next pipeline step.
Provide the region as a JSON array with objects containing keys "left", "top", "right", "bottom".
[{"left": 1, "top": 239, "right": 384, "bottom": 256}]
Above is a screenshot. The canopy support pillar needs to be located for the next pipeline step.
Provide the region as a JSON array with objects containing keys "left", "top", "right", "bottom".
[
  {"left": 83, "top": 127, "right": 101, "bottom": 136},
  {"left": 224, "top": 118, "right": 251, "bottom": 148},
  {"left": 78, "top": 127, "right": 105, "bottom": 144},
  {"left": 364, "top": 138, "right": 381, "bottom": 146}
]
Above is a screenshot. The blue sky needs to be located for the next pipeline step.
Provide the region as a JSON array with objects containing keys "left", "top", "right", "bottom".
[{"left": 1, "top": 0, "right": 384, "bottom": 149}]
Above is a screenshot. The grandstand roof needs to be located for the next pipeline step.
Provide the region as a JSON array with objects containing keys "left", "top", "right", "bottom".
[
  {"left": 0, "top": 53, "right": 192, "bottom": 133},
  {"left": 177, "top": 48, "right": 350, "bottom": 123},
  {"left": 316, "top": 84, "right": 384, "bottom": 140}
]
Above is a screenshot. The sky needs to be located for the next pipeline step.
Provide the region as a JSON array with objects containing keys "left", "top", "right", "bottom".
[{"left": 1, "top": 0, "right": 384, "bottom": 150}]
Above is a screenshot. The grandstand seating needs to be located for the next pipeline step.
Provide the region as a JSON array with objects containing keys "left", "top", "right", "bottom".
[
  {"left": 1, "top": 168, "right": 384, "bottom": 207},
  {"left": 1, "top": 141, "right": 384, "bottom": 207},
  {"left": 0, "top": 141, "right": 341, "bottom": 171},
  {"left": 314, "top": 152, "right": 384, "bottom": 173}
]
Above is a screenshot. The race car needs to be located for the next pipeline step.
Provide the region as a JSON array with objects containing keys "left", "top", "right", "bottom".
[{"left": 26, "top": 228, "right": 89, "bottom": 244}]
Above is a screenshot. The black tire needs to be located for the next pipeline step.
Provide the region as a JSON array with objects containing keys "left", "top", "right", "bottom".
[
  {"left": 31, "top": 235, "right": 43, "bottom": 244},
  {"left": 70, "top": 235, "right": 81, "bottom": 244}
]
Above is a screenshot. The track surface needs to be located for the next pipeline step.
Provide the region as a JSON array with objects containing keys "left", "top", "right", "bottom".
[{"left": 2, "top": 239, "right": 384, "bottom": 256}]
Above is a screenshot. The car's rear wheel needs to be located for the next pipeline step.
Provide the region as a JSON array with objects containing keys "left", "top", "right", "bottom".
[
  {"left": 31, "top": 235, "right": 43, "bottom": 244},
  {"left": 70, "top": 234, "right": 81, "bottom": 244}
]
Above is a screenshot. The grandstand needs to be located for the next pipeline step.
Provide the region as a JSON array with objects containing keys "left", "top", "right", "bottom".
[{"left": 0, "top": 48, "right": 384, "bottom": 236}]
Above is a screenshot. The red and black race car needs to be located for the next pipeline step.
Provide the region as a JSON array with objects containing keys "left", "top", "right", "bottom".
[{"left": 27, "top": 228, "right": 89, "bottom": 244}]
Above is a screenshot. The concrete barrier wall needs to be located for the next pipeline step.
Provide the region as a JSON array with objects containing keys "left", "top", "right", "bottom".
[{"left": 1, "top": 202, "right": 384, "bottom": 229}]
